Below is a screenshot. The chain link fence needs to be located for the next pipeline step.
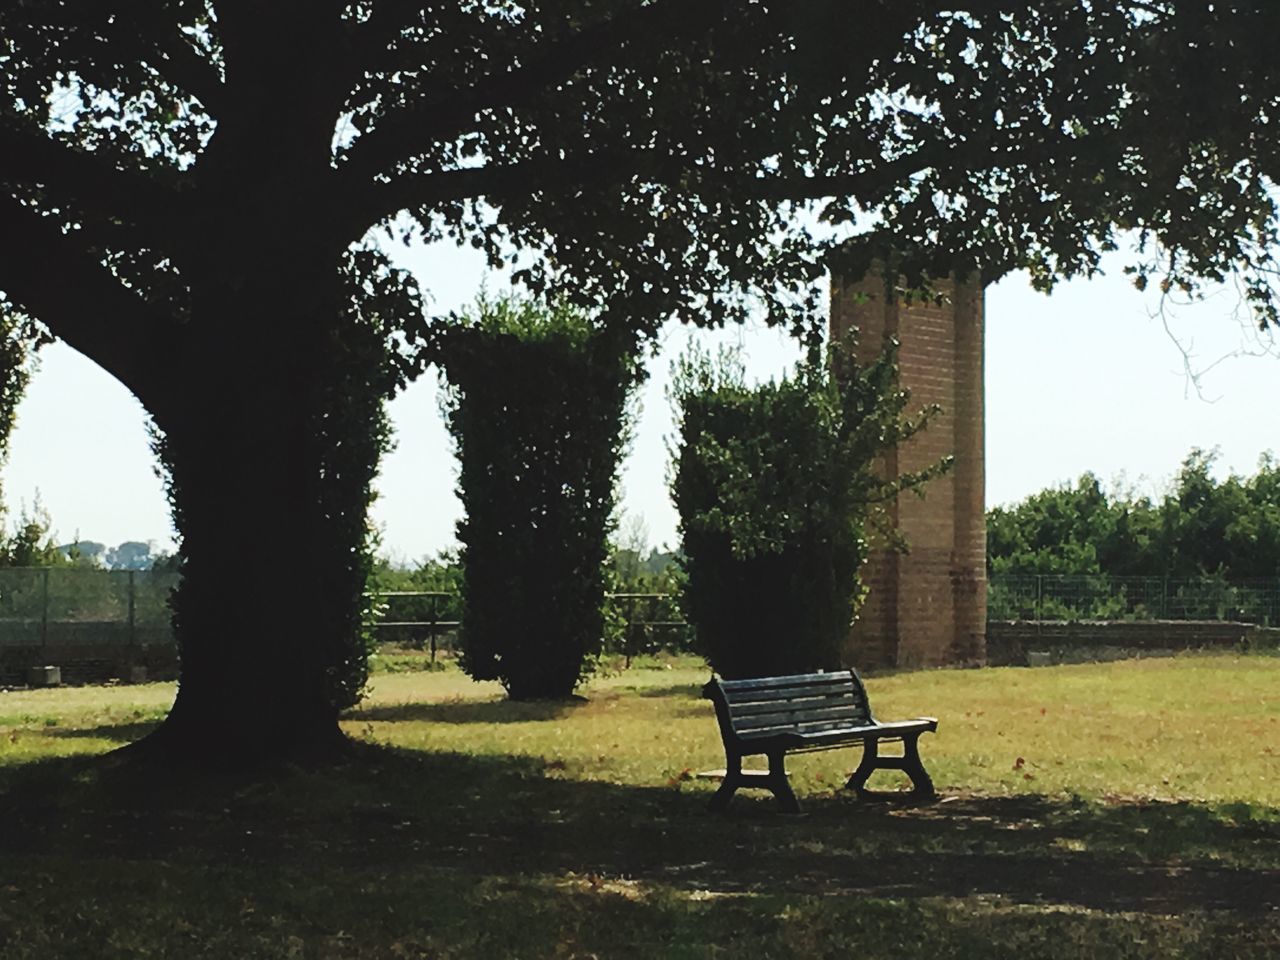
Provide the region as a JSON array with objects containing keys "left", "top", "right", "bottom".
[
  {"left": 0, "top": 567, "right": 181, "bottom": 649},
  {"left": 0, "top": 568, "right": 182, "bottom": 684},
  {"left": 988, "top": 574, "right": 1280, "bottom": 625}
]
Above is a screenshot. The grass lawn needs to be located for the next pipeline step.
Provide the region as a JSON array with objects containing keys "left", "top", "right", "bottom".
[{"left": 1, "top": 652, "right": 1277, "bottom": 958}]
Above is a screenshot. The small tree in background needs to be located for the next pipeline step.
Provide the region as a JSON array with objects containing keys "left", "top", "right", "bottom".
[
  {"left": 670, "top": 336, "right": 948, "bottom": 679},
  {"left": 0, "top": 305, "right": 48, "bottom": 547},
  {"left": 434, "top": 295, "right": 642, "bottom": 700}
]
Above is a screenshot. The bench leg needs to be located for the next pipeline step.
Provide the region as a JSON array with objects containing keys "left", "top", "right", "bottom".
[
  {"left": 846, "top": 735, "right": 936, "bottom": 800},
  {"left": 901, "top": 731, "right": 936, "bottom": 799},
  {"left": 708, "top": 775, "right": 739, "bottom": 812},
  {"left": 709, "top": 754, "right": 741, "bottom": 812},
  {"left": 846, "top": 738, "right": 880, "bottom": 798},
  {"left": 709, "top": 753, "right": 800, "bottom": 813},
  {"left": 767, "top": 750, "right": 801, "bottom": 814}
]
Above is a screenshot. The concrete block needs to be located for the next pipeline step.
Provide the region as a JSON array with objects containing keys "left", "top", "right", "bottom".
[
  {"left": 28, "top": 665, "right": 61, "bottom": 687},
  {"left": 1026, "top": 651, "right": 1053, "bottom": 667}
]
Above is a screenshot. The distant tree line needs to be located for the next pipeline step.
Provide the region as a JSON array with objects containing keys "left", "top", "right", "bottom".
[
  {"left": 987, "top": 450, "right": 1280, "bottom": 582},
  {"left": 0, "top": 501, "right": 178, "bottom": 572}
]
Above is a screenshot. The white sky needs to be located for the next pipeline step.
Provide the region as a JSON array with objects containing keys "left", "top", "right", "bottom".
[{"left": 4, "top": 240, "right": 1277, "bottom": 562}]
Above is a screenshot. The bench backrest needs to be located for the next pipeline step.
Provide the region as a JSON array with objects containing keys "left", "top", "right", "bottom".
[{"left": 703, "top": 670, "right": 875, "bottom": 744}]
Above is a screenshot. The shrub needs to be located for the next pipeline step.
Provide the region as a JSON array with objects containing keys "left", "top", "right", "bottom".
[
  {"left": 670, "top": 336, "right": 947, "bottom": 679},
  {"left": 433, "top": 295, "right": 641, "bottom": 699}
]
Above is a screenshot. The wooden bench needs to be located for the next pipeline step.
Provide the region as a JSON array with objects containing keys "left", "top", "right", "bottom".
[{"left": 702, "top": 670, "right": 938, "bottom": 812}]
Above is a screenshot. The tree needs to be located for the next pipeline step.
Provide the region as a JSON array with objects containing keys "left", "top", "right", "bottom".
[
  {"left": 0, "top": 496, "right": 66, "bottom": 568},
  {"left": 60, "top": 540, "right": 108, "bottom": 565},
  {"left": 3, "top": 2, "right": 1280, "bottom": 763},
  {"left": 434, "top": 295, "right": 641, "bottom": 699},
  {"left": 105, "top": 540, "right": 157, "bottom": 570},
  {"left": 0, "top": 307, "right": 46, "bottom": 537},
  {"left": 986, "top": 474, "right": 1160, "bottom": 579},
  {"left": 670, "top": 338, "right": 947, "bottom": 679}
]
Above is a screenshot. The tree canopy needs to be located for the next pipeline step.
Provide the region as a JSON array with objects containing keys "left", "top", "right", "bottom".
[
  {"left": 3, "top": 1, "right": 1279, "bottom": 760},
  {"left": 6, "top": 2, "right": 1280, "bottom": 360}
]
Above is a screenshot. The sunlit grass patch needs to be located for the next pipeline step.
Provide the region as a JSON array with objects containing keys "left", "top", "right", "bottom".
[
  {"left": 343, "top": 651, "right": 1280, "bottom": 808},
  {"left": 0, "top": 681, "right": 175, "bottom": 765}
]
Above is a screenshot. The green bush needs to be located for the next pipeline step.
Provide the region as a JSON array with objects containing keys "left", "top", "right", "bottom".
[
  {"left": 670, "top": 337, "right": 946, "bottom": 679},
  {"left": 433, "top": 295, "right": 641, "bottom": 699}
]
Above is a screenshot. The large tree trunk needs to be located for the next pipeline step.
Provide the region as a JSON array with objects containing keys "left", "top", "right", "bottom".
[
  {"left": 147, "top": 372, "right": 347, "bottom": 761},
  {"left": 129, "top": 224, "right": 377, "bottom": 766}
]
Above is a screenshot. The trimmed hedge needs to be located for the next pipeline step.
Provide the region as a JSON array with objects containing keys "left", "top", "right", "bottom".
[{"left": 434, "top": 295, "right": 641, "bottom": 699}]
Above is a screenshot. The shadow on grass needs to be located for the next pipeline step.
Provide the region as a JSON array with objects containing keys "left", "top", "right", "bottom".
[
  {"left": 1, "top": 741, "right": 1276, "bottom": 922},
  {"left": 630, "top": 681, "right": 706, "bottom": 699},
  {"left": 44, "top": 720, "right": 161, "bottom": 742},
  {"left": 348, "top": 697, "right": 584, "bottom": 724}
]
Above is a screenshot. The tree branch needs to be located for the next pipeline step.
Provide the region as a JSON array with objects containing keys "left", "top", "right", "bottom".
[
  {"left": 0, "top": 116, "right": 186, "bottom": 251},
  {"left": 146, "top": 29, "right": 224, "bottom": 114},
  {"left": 341, "top": 0, "right": 422, "bottom": 84},
  {"left": 0, "top": 193, "right": 177, "bottom": 406},
  {"left": 340, "top": 0, "right": 725, "bottom": 190},
  {"left": 343, "top": 148, "right": 669, "bottom": 233}
]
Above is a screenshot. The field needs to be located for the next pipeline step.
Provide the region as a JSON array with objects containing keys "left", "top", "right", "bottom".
[{"left": 1, "top": 652, "right": 1277, "bottom": 958}]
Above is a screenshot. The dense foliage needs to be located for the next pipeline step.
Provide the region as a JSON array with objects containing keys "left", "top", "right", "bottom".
[
  {"left": 671, "top": 337, "right": 948, "bottom": 679},
  {"left": 5, "top": 1, "right": 1280, "bottom": 759},
  {"left": 434, "top": 296, "right": 641, "bottom": 699},
  {"left": 988, "top": 450, "right": 1280, "bottom": 582}
]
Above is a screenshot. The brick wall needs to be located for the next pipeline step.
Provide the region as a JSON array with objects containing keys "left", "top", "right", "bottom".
[{"left": 831, "top": 271, "right": 987, "bottom": 668}]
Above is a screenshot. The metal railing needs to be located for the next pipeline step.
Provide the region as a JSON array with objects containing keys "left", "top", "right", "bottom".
[
  {"left": 366, "top": 591, "right": 460, "bottom": 661},
  {"left": 367, "top": 589, "right": 692, "bottom": 662},
  {"left": 607, "top": 592, "right": 690, "bottom": 665}
]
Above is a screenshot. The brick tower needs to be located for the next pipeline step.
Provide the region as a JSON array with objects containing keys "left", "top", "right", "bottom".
[{"left": 830, "top": 272, "right": 987, "bottom": 668}]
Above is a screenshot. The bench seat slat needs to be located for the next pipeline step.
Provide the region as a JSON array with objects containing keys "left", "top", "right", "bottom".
[
  {"left": 736, "top": 716, "right": 936, "bottom": 746},
  {"left": 791, "top": 718, "right": 937, "bottom": 742}
]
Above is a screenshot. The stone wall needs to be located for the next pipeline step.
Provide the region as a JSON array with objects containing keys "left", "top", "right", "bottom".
[
  {"left": 987, "top": 620, "right": 1280, "bottom": 666},
  {"left": 0, "top": 643, "right": 178, "bottom": 686},
  {"left": 831, "top": 272, "right": 987, "bottom": 668}
]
